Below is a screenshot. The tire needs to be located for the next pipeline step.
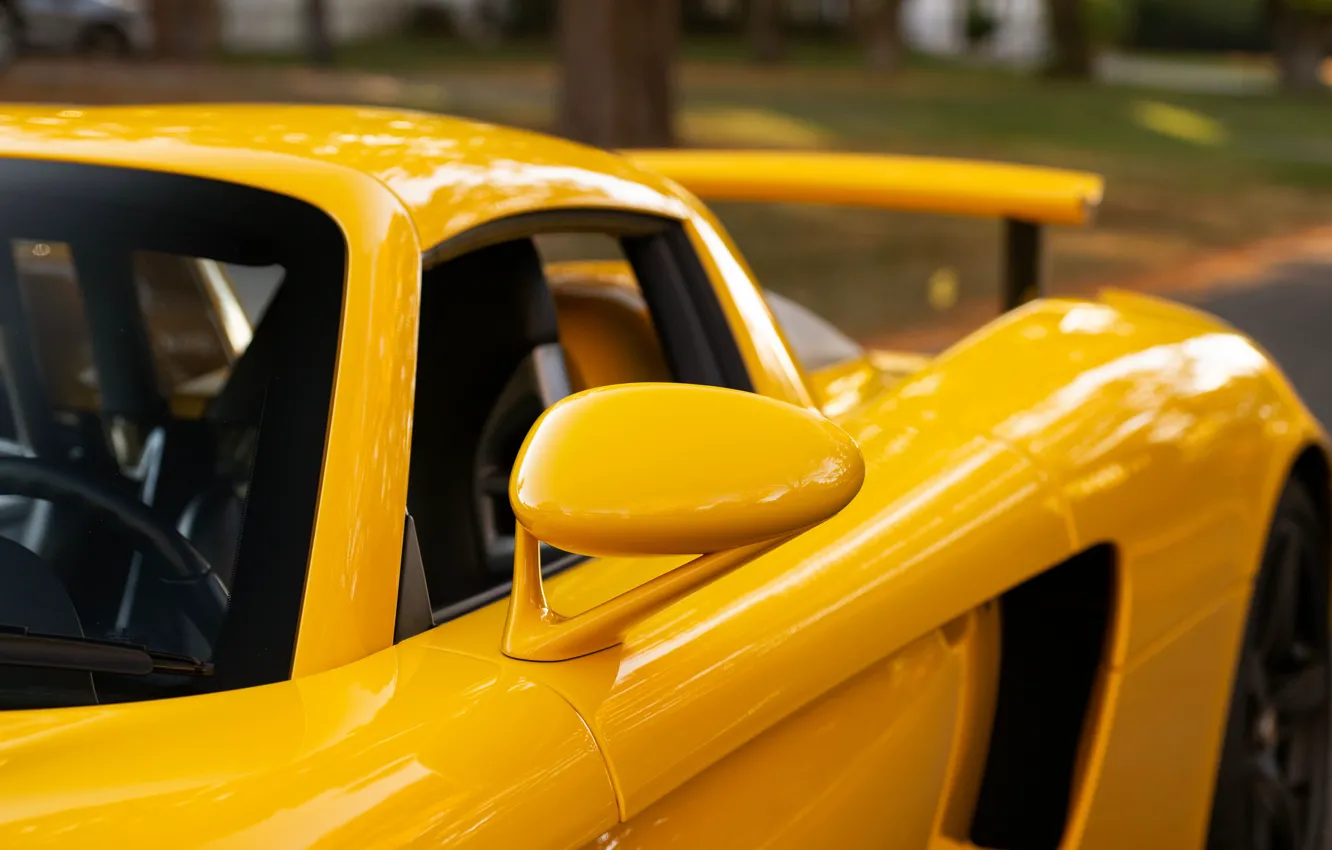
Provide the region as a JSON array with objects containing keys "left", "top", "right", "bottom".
[
  {"left": 1208, "top": 479, "right": 1332, "bottom": 850},
  {"left": 0, "top": 5, "right": 19, "bottom": 72},
  {"left": 80, "top": 24, "right": 130, "bottom": 59}
]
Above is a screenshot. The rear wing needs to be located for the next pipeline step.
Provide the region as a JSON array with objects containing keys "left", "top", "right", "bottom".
[{"left": 623, "top": 150, "right": 1105, "bottom": 312}]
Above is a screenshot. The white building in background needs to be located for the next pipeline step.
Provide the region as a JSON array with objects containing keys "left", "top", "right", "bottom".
[
  {"left": 905, "top": 0, "right": 1048, "bottom": 64},
  {"left": 218, "top": 0, "right": 1048, "bottom": 63},
  {"left": 707, "top": 0, "right": 1049, "bottom": 66},
  {"left": 220, "top": 0, "right": 413, "bottom": 53}
]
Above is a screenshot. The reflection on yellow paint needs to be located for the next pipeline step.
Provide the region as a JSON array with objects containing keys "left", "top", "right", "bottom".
[
  {"left": 1131, "top": 101, "right": 1227, "bottom": 146},
  {"left": 681, "top": 107, "right": 835, "bottom": 149},
  {"left": 928, "top": 267, "right": 959, "bottom": 311}
]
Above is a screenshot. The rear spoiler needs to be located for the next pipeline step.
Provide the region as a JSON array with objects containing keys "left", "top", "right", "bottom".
[{"left": 623, "top": 150, "right": 1105, "bottom": 312}]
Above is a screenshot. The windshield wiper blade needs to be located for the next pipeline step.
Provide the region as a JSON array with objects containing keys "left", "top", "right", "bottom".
[{"left": 0, "top": 625, "right": 213, "bottom": 677}]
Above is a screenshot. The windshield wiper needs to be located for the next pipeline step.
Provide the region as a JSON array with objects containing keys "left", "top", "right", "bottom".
[{"left": 0, "top": 625, "right": 213, "bottom": 677}]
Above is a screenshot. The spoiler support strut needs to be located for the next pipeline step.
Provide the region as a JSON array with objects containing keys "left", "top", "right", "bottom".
[{"left": 1002, "top": 219, "right": 1043, "bottom": 313}]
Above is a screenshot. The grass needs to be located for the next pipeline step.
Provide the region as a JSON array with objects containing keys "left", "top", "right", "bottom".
[
  {"left": 14, "top": 36, "right": 1332, "bottom": 343},
  {"left": 665, "top": 65, "right": 1332, "bottom": 336}
]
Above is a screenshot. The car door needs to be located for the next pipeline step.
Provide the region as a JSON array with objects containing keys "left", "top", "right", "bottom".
[{"left": 415, "top": 210, "right": 1073, "bottom": 848}]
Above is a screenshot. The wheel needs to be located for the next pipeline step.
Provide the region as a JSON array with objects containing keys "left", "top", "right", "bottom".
[
  {"left": 1208, "top": 479, "right": 1332, "bottom": 850},
  {"left": 80, "top": 24, "right": 130, "bottom": 58},
  {"left": 0, "top": 5, "right": 19, "bottom": 71}
]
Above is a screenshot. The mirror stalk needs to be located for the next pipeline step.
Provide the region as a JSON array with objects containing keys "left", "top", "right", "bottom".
[{"left": 501, "top": 525, "right": 794, "bottom": 662}]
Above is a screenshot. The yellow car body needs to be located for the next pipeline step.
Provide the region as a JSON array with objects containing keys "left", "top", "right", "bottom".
[{"left": 0, "top": 105, "right": 1323, "bottom": 850}]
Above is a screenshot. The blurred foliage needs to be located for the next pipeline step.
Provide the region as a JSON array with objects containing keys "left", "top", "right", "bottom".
[
  {"left": 1127, "top": 0, "right": 1267, "bottom": 52},
  {"left": 504, "top": 0, "right": 861, "bottom": 40},
  {"left": 1087, "top": 0, "right": 1134, "bottom": 47},
  {"left": 964, "top": 1, "right": 999, "bottom": 47},
  {"left": 684, "top": 0, "right": 745, "bottom": 34},
  {"left": 506, "top": 0, "right": 556, "bottom": 36},
  {"left": 1283, "top": 0, "right": 1332, "bottom": 13},
  {"left": 458, "top": 0, "right": 1285, "bottom": 50}
]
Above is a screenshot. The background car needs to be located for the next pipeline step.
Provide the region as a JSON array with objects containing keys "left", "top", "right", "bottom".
[
  {"left": 0, "top": 0, "right": 153, "bottom": 67},
  {"left": 412, "top": 0, "right": 513, "bottom": 46}
]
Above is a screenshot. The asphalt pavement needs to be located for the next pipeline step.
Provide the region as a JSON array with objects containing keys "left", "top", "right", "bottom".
[{"left": 1184, "top": 262, "right": 1332, "bottom": 427}]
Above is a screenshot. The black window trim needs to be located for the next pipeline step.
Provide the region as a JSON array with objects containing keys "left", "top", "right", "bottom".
[
  {"left": 406, "top": 208, "right": 752, "bottom": 633},
  {"left": 0, "top": 158, "right": 347, "bottom": 695}
]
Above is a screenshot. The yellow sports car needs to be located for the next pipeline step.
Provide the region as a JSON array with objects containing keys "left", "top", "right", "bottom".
[{"left": 0, "top": 105, "right": 1324, "bottom": 850}]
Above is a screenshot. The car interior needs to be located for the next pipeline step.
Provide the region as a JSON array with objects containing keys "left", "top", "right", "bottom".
[
  {"left": 0, "top": 243, "right": 316, "bottom": 707},
  {"left": 408, "top": 237, "right": 579, "bottom": 613}
]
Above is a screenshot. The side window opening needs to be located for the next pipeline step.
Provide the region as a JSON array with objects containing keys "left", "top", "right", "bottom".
[
  {"left": 3, "top": 241, "right": 285, "bottom": 683},
  {"left": 535, "top": 232, "right": 672, "bottom": 392},
  {"left": 762, "top": 289, "right": 864, "bottom": 373},
  {"left": 402, "top": 214, "right": 751, "bottom": 632},
  {"left": 0, "top": 161, "right": 345, "bottom": 711}
]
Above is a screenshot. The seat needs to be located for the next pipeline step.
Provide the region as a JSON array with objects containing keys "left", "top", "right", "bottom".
[
  {"left": 544, "top": 261, "right": 673, "bottom": 391},
  {"left": 166, "top": 269, "right": 299, "bottom": 592},
  {"left": 410, "top": 239, "right": 572, "bottom": 608}
]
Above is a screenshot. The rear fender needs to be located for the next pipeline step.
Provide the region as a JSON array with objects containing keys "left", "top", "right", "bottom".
[{"left": 878, "top": 291, "right": 1325, "bottom": 667}]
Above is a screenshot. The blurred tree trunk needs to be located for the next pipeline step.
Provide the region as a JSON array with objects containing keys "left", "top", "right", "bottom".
[
  {"left": 558, "top": 0, "right": 680, "bottom": 148},
  {"left": 748, "top": 0, "right": 785, "bottom": 64},
  {"left": 151, "top": 0, "right": 220, "bottom": 60},
  {"left": 866, "top": 0, "right": 903, "bottom": 71},
  {"left": 305, "top": 0, "right": 334, "bottom": 66},
  {"left": 1268, "top": 0, "right": 1330, "bottom": 92},
  {"left": 1044, "top": 0, "right": 1092, "bottom": 78},
  {"left": 855, "top": 0, "right": 903, "bottom": 71}
]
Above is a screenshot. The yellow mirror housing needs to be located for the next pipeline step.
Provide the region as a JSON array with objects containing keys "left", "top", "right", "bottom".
[{"left": 502, "top": 383, "right": 865, "bottom": 661}]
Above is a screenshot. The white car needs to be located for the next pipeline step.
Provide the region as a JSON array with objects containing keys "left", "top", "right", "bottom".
[
  {"left": 415, "top": 0, "right": 513, "bottom": 45},
  {"left": 0, "top": 0, "right": 153, "bottom": 66}
]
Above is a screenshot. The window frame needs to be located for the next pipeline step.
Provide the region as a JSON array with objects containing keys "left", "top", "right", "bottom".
[
  {"left": 408, "top": 208, "right": 752, "bottom": 630},
  {"left": 0, "top": 158, "right": 347, "bottom": 696}
]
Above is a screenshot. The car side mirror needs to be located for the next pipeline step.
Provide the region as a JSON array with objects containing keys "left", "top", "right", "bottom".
[{"left": 501, "top": 383, "right": 864, "bottom": 661}]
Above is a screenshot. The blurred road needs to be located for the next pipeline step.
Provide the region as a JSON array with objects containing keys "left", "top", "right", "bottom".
[{"left": 1186, "top": 264, "right": 1332, "bottom": 427}]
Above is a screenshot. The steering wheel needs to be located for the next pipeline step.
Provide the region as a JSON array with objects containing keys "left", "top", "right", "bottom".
[{"left": 0, "top": 456, "right": 230, "bottom": 641}]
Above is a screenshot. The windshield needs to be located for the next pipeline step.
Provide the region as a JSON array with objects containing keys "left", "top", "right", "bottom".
[{"left": 0, "top": 159, "right": 345, "bottom": 710}]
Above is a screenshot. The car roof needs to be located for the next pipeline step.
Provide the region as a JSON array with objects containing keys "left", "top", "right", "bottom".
[{"left": 0, "top": 104, "right": 687, "bottom": 250}]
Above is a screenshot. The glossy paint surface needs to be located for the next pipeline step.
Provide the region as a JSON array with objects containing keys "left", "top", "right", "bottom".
[
  {"left": 511, "top": 383, "right": 865, "bottom": 557},
  {"left": 0, "top": 104, "right": 1325, "bottom": 849},
  {"left": 442, "top": 426, "right": 1074, "bottom": 818},
  {"left": 0, "top": 104, "right": 687, "bottom": 249},
  {"left": 438, "top": 291, "right": 1323, "bottom": 843},
  {"left": 0, "top": 642, "right": 619, "bottom": 849},
  {"left": 681, "top": 207, "right": 815, "bottom": 407},
  {"left": 625, "top": 149, "right": 1105, "bottom": 226},
  {"left": 502, "top": 527, "right": 790, "bottom": 662},
  {"left": 584, "top": 627, "right": 965, "bottom": 849}
]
